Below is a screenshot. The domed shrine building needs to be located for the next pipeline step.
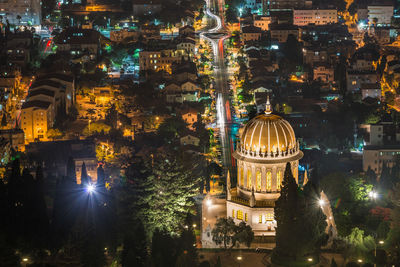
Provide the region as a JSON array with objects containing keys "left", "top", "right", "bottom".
[{"left": 227, "top": 100, "right": 303, "bottom": 236}]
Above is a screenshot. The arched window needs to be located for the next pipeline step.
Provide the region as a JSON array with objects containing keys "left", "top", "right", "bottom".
[
  {"left": 247, "top": 169, "right": 252, "bottom": 189},
  {"left": 237, "top": 210, "right": 243, "bottom": 220},
  {"left": 256, "top": 170, "right": 261, "bottom": 191},
  {"left": 240, "top": 167, "right": 244, "bottom": 187},
  {"left": 277, "top": 170, "right": 282, "bottom": 190},
  {"left": 266, "top": 171, "right": 272, "bottom": 191}
]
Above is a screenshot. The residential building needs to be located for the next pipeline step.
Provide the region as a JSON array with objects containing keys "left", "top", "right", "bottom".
[
  {"left": 110, "top": 30, "right": 140, "bottom": 43},
  {"left": 244, "top": 0, "right": 263, "bottom": 13},
  {"left": 253, "top": 16, "right": 271, "bottom": 31},
  {"left": 346, "top": 70, "right": 378, "bottom": 92},
  {"left": 0, "top": 66, "right": 21, "bottom": 97},
  {"left": 269, "top": 23, "right": 300, "bottom": 43},
  {"left": 313, "top": 64, "right": 334, "bottom": 83},
  {"left": 368, "top": 5, "right": 394, "bottom": 25},
  {"left": 361, "top": 83, "right": 381, "bottom": 100},
  {"left": 20, "top": 100, "right": 54, "bottom": 142},
  {"left": 303, "top": 46, "right": 328, "bottom": 66},
  {"left": 0, "top": 0, "right": 41, "bottom": 26},
  {"left": 164, "top": 80, "right": 201, "bottom": 103},
  {"left": 55, "top": 28, "right": 101, "bottom": 57},
  {"left": 363, "top": 116, "right": 400, "bottom": 174},
  {"left": 132, "top": 0, "right": 162, "bottom": 16},
  {"left": 180, "top": 108, "right": 198, "bottom": 130},
  {"left": 268, "top": 0, "right": 306, "bottom": 10},
  {"left": 241, "top": 25, "right": 262, "bottom": 44},
  {"left": 176, "top": 37, "right": 196, "bottom": 57},
  {"left": 139, "top": 50, "right": 181, "bottom": 73},
  {"left": 293, "top": 9, "right": 337, "bottom": 26},
  {"left": 179, "top": 25, "right": 195, "bottom": 38},
  {"left": 4, "top": 31, "right": 34, "bottom": 68}
]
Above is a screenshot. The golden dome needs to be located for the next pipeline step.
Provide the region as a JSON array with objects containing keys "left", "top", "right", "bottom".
[{"left": 240, "top": 114, "right": 296, "bottom": 154}]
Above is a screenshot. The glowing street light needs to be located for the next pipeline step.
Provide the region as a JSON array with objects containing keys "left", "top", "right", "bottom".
[
  {"left": 379, "top": 240, "right": 384, "bottom": 244},
  {"left": 237, "top": 256, "right": 242, "bottom": 260},
  {"left": 357, "top": 259, "right": 363, "bottom": 263},
  {"left": 369, "top": 191, "right": 378, "bottom": 199},
  {"left": 307, "top": 258, "right": 313, "bottom": 262},
  {"left": 22, "top": 258, "right": 29, "bottom": 262},
  {"left": 87, "top": 184, "right": 95, "bottom": 193},
  {"left": 206, "top": 199, "right": 212, "bottom": 207},
  {"left": 318, "top": 199, "right": 325, "bottom": 207}
]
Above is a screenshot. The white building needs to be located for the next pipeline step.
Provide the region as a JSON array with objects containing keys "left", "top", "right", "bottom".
[
  {"left": 363, "top": 117, "right": 400, "bottom": 174},
  {"left": 226, "top": 100, "right": 303, "bottom": 235},
  {"left": 0, "top": 0, "right": 41, "bottom": 26},
  {"left": 293, "top": 9, "right": 338, "bottom": 26},
  {"left": 368, "top": 5, "right": 394, "bottom": 25}
]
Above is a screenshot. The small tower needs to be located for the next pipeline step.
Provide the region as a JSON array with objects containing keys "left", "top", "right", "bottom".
[
  {"left": 250, "top": 187, "right": 256, "bottom": 207},
  {"left": 265, "top": 95, "right": 272, "bottom": 115},
  {"left": 227, "top": 170, "right": 231, "bottom": 201}
]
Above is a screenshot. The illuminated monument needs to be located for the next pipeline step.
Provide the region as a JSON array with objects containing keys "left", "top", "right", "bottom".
[{"left": 226, "top": 97, "right": 303, "bottom": 236}]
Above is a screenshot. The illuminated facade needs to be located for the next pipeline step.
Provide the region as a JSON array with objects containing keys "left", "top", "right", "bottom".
[
  {"left": 293, "top": 9, "right": 338, "bottom": 26},
  {"left": 21, "top": 100, "right": 54, "bottom": 142},
  {"left": 226, "top": 99, "right": 303, "bottom": 236}
]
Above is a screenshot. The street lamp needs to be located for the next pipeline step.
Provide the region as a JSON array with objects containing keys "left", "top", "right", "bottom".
[
  {"left": 374, "top": 240, "right": 384, "bottom": 267},
  {"left": 369, "top": 191, "right": 377, "bottom": 199},
  {"left": 237, "top": 256, "right": 243, "bottom": 267},
  {"left": 318, "top": 199, "right": 325, "bottom": 207},
  {"left": 87, "top": 184, "right": 95, "bottom": 193},
  {"left": 307, "top": 258, "right": 313, "bottom": 262}
]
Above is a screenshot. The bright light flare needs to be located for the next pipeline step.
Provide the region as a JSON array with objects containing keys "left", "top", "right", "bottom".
[
  {"left": 206, "top": 199, "right": 212, "bottom": 206},
  {"left": 369, "top": 191, "right": 377, "bottom": 199},
  {"left": 87, "top": 184, "right": 95, "bottom": 193},
  {"left": 319, "top": 199, "right": 325, "bottom": 207}
]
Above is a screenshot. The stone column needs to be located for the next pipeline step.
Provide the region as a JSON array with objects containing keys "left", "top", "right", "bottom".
[
  {"left": 261, "top": 166, "right": 266, "bottom": 192},
  {"left": 272, "top": 166, "right": 277, "bottom": 192}
]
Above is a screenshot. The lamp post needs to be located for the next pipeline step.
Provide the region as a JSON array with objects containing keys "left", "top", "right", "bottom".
[
  {"left": 374, "top": 240, "right": 384, "bottom": 267},
  {"left": 237, "top": 255, "right": 242, "bottom": 267}
]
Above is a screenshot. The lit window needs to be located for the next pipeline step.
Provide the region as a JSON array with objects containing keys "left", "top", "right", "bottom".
[
  {"left": 232, "top": 209, "right": 235, "bottom": 218},
  {"left": 277, "top": 170, "right": 282, "bottom": 190},
  {"left": 266, "top": 213, "right": 274, "bottom": 221},
  {"left": 259, "top": 215, "right": 263, "bottom": 223},
  {"left": 245, "top": 213, "right": 248, "bottom": 222},
  {"left": 237, "top": 210, "right": 243, "bottom": 220},
  {"left": 266, "top": 171, "right": 272, "bottom": 191},
  {"left": 256, "top": 171, "right": 261, "bottom": 191},
  {"left": 247, "top": 170, "right": 252, "bottom": 189}
]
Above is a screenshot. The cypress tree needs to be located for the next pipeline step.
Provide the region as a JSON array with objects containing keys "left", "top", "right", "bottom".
[
  {"left": 121, "top": 222, "right": 148, "bottom": 267},
  {"left": 274, "top": 163, "right": 299, "bottom": 260},
  {"left": 32, "top": 165, "right": 49, "bottom": 248},
  {"left": 274, "top": 163, "right": 327, "bottom": 263},
  {"left": 379, "top": 162, "right": 392, "bottom": 192},
  {"left": 81, "top": 162, "right": 89, "bottom": 186},
  {"left": 97, "top": 164, "right": 105, "bottom": 187},
  {"left": 66, "top": 156, "right": 76, "bottom": 183}
]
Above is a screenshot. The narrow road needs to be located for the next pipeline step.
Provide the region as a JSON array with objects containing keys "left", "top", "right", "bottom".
[{"left": 201, "top": 0, "right": 237, "bottom": 182}]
